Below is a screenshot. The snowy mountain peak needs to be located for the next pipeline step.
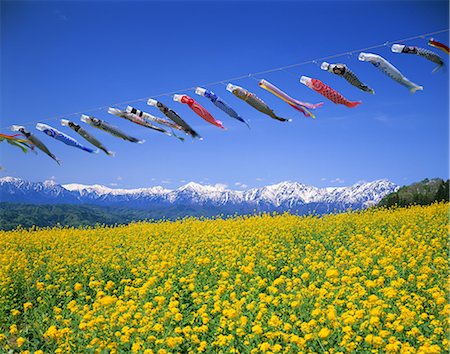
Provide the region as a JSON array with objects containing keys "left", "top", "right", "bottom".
[
  {"left": 178, "top": 182, "right": 205, "bottom": 191},
  {"left": 177, "top": 182, "right": 232, "bottom": 195},
  {"left": 43, "top": 180, "right": 58, "bottom": 187},
  {"left": 0, "top": 176, "right": 22, "bottom": 184},
  {"left": 62, "top": 183, "right": 172, "bottom": 196},
  {"left": 63, "top": 183, "right": 114, "bottom": 195}
]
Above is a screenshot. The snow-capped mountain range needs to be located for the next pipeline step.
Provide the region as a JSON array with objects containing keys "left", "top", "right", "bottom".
[{"left": 0, "top": 177, "right": 398, "bottom": 215}]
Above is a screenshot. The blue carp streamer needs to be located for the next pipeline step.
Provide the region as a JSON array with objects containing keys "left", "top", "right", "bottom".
[
  {"left": 195, "top": 87, "right": 249, "bottom": 127},
  {"left": 36, "top": 123, "right": 97, "bottom": 153}
]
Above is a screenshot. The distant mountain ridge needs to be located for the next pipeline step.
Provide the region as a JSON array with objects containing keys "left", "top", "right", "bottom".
[{"left": 0, "top": 177, "right": 398, "bottom": 214}]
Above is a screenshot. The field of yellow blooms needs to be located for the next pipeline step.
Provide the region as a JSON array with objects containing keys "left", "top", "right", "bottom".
[{"left": 0, "top": 203, "right": 448, "bottom": 353}]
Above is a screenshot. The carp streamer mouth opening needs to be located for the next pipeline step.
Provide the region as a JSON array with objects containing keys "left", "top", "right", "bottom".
[
  {"left": 320, "top": 62, "right": 330, "bottom": 71},
  {"left": 358, "top": 53, "right": 365, "bottom": 61},
  {"left": 299, "top": 76, "right": 311, "bottom": 86},
  {"left": 195, "top": 87, "right": 207, "bottom": 96},
  {"left": 147, "top": 99, "right": 158, "bottom": 106},
  {"left": 391, "top": 44, "right": 405, "bottom": 53},
  {"left": 172, "top": 94, "right": 184, "bottom": 103}
]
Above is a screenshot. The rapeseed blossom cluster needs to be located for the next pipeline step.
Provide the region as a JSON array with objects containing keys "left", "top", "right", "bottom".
[{"left": 0, "top": 203, "right": 448, "bottom": 353}]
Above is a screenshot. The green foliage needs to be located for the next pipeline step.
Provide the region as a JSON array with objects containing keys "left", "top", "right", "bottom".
[
  {"left": 378, "top": 178, "right": 449, "bottom": 208},
  {"left": 0, "top": 204, "right": 153, "bottom": 230},
  {"left": 0, "top": 203, "right": 238, "bottom": 231}
]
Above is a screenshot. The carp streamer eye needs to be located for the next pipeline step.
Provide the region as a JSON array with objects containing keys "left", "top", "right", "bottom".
[{"left": 332, "top": 67, "right": 344, "bottom": 75}]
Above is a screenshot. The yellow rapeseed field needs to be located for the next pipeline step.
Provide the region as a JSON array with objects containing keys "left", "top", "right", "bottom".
[{"left": 0, "top": 203, "right": 448, "bottom": 353}]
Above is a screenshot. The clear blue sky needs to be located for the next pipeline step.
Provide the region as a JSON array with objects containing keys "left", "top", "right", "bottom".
[{"left": 1, "top": 0, "right": 448, "bottom": 189}]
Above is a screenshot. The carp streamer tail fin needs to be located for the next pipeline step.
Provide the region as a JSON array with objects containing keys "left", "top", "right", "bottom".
[
  {"left": 346, "top": 101, "right": 362, "bottom": 108},
  {"left": 409, "top": 85, "right": 424, "bottom": 94}
]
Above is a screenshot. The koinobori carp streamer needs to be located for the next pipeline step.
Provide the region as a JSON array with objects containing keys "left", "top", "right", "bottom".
[
  {"left": 81, "top": 115, "right": 144, "bottom": 144},
  {"left": 258, "top": 79, "right": 323, "bottom": 118},
  {"left": 108, "top": 107, "right": 184, "bottom": 141},
  {"left": 358, "top": 52, "right": 423, "bottom": 93},
  {"left": 61, "top": 119, "right": 114, "bottom": 156},
  {"left": 226, "top": 83, "right": 289, "bottom": 122},
  {"left": 12, "top": 125, "right": 61, "bottom": 164},
  {"left": 36, "top": 123, "right": 97, "bottom": 153},
  {"left": 320, "top": 62, "right": 375, "bottom": 94},
  {"left": 147, "top": 99, "right": 201, "bottom": 139},
  {"left": 391, "top": 44, "right": 445, "bottom": 73},
  {"left": 195, "top": 87, "right": 249, "bottom": 127},
  {"left": 125, "top": 106, "right": 183, "bottom": 131},
  {"left": 108, "top": 108, "right": 171, "bottom": 136},
  {"left": 428, "top": 38, "right": 449, "bottom": 55},
  {"left": 173, "top": 94, "right": 225, "bottom": 129},
  {"left": 0, "top": 133, "right": 34, "bottom": 153},
  {"left": 300, "top": 76, "right": 362, "bottom": 108}
]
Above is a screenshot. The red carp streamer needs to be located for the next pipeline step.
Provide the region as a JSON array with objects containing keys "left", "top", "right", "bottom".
[
  {"left": 173, "top": 95, "right": 225, "bottom": 129},
  {"left": 300, "top": 76, "right": 361, "bottom": 108},
  {"left": 428, "top": 38, "right": 449, "bottom": 55}
]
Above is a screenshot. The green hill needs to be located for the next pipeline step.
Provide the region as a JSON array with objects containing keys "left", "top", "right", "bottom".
[
  {"left": 0, "top": 204, "right": 157, "bottom": 230},
  {"left": 378, "top": 178, "right": 449, "bottom": 208},
  {"left": 0, "top": 203, "right": 229, "bottom": 231}
]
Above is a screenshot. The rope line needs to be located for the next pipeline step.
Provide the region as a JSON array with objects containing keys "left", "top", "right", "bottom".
[{"left": 1, "top": 28, "right": 448, "bottom": 132}]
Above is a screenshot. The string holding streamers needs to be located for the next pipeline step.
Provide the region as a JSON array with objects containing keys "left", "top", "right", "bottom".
[
  {"left": 249, "top": 75, "right": 260, "bottom": 82},
  {"left": 279, "top": 68, "right": 298, "bottom": 78}
]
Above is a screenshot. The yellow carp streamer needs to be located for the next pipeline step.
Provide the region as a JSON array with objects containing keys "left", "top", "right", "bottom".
[
  {"left": 258, "top": 79, "right": 323, "bottom": 118},
  {"left": 0, "top": 203, "right": 448, "bottom": 353},
  {"left": 0, "top": 133, "right": 33, "bottom": 153}
]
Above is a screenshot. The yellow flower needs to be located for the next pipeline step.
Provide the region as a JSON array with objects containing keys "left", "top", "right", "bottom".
[
  {"left": 99, "top": 296, "right": 116, "bottom": 306},
  {"left": 268, "top": 315, "right": 282, "bottom": 327},
  {"left": 10, "top": 324, "right": 18, "bottom": 334},
  {"left": 365, "top": 334, "right": 384, "bottom": 347},
  {"left": 290, "top": 334, "right": 306, "bottom": 346},
  {"left": 252, "top": 325, "right": 263, "bottom": 334},
  {"left": 239, "top": 316, "right": 248, "bottom": 326},
  {"left": 272, "top": 344, "right": 282, "bottom": 352},
  {"left": 166, "top": 336, "right": 182, "bottom": 348},
  {"left": 260, "top": 342, "right": 271, "bottom": 351},
  {"left": 291, "top": 301, "right": 299, "bottom": 308},
  {"left": 23, "top": 302, "right": 33, "bottom": 311},
  {"left": 131, "top": 343, "right": 141, "bottom": 352},
  {"left": 318, "top": 327, "right": 331, "bottom": 339},
  {"left": 370, "top": 316, "right": 380, "bottom": 326},
  {"left": 327, "top": 306, "right": 337, "bottom": 321},
  {"left": 436, "top": 297, "right": 445, "bottom": 305},
  {"left": 326, "top": 269, "right": 339, "bottom": 279},
  {"left": 105, "top": 280, "right": 115, "bottom": 290},
  {"left": 368, "top": 295, "right": 378, "bottom": 303},
  {"left": 198, "top": 341, "right": 207, "bottom": 352},
  {"left": 16, "top": 337, "right": 26, "bottom": 347},
  {"left": 312, "top": 308, "right": 321, "bottom": 317}
]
